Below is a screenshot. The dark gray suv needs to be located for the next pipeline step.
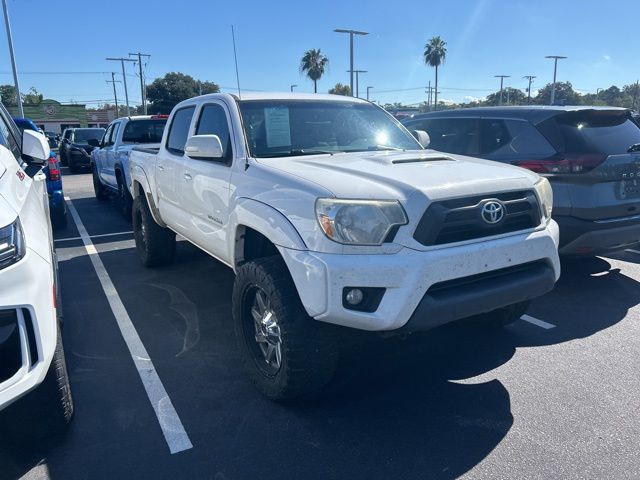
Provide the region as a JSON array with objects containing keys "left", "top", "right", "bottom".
[{"left": 403, "top": 107, "right": 640, "bottom": 255}]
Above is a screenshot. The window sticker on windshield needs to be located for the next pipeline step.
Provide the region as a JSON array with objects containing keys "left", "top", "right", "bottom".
[{"left": 264, "top": 107, "right": 291, "bottom": 148}]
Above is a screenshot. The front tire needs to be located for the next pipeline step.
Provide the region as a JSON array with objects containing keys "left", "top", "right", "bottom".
[
  {"left": 92, "top": 165, "right": 109, "bottom": 201},
  {"left": 117, "top": 174, "right": 133, "bottom": 220},
  {"left": 233, "top": 256, "right": 339, "bottom": 401},
  {"left": 133, "top": 195, "right": 176, "bottom": 267}
]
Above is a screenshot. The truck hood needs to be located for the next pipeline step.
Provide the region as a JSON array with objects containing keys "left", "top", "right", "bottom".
[{"left": 256, "top": 150, "right": 541, "bottom": 202}]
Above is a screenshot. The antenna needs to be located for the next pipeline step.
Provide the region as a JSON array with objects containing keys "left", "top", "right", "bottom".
[{"left": 231, "top": 25, "right": 241, "bottom": 98}]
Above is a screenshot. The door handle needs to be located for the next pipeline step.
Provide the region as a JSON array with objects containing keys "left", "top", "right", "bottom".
[
  {"left": 183, "top": 172, "right": 192, "bottom": 181},
  {"left": 157, "top": 164, "right": 165, "bottom": 171}
]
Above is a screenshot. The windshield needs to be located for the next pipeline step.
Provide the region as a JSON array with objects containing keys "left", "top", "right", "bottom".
[
  {"left": 239, "top": 100, "right": 421, "bottom": 158},
  {"left": 122, "top": 119, "right": 167, "bottom": 144},
  {"left": 73, "top": 128, "right": 105, "bottom": 143}
]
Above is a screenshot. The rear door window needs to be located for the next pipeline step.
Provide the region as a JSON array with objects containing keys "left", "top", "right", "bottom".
[
  {"left": 479, "top": 119, "right": 512, "bottom": 155},
  {"left": 407, "top": 118, "right": 479, "bottom": 155},
  {"left": 166, "top": 107, "right": 196, "bottom": 155},
  {"left": 481, "top": 119, "right": 556, "bottom": 160}
]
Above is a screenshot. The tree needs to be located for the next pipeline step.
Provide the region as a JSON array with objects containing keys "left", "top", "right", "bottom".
[
  {"left": 534, "top": 81, "right": 580, "bottom": 106},
  {"left": 22, "top": 87, "right": 43, "bottom": 105},
  {"left": 423, "top": 36, "right": 447, "bottom": 111},
  {"left": 300, "top": 49, "right": 329, "bottom": 93},
  {"left": 328, "top": 83, "right": 351, "bottom": 96},
  {"left": 485, "top": 87, "right": 527, "bottom": 106},
  {"left": 146, "top": 72, "right": 220, "bottom": 114},
  {"left": 0, "top": 84, "right": 17, "bottom": 106}
]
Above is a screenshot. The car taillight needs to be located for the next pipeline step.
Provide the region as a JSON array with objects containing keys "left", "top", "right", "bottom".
[
  {"left": 48, "top": 154, "right": 61, "bottom": 181},
  {"left": 151, "top": 114, "right": 168, "bottom": 119},
  {"left": 512, "top": 153, "right": 606, "bottom": 174}
]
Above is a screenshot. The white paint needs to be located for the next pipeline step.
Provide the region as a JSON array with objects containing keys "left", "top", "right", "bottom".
[
  {"left": 626, "top": 249, "right": 640, "bottom": 255},
  {"left": 54, "top": 230, "right": 134, "bottom": 243},
  {"left": 65, "top": 197, "right": 192, "bottom": 454},
  {"left": 521, "top": 314, "right": 556, "bottom": 330}
]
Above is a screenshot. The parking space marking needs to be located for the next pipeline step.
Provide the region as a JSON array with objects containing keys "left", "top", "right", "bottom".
[
  {"left": 520, "top": 314, "right": 556, "bottom": 330},
  {"left": 626, "top": 249, "right": 640, "bottom": 255},
  {"left": 55, "top": 230, "right": 134, "bottom": 243},
  {"left": 65, "top": 197, "right": 193, "bottom": 454}
]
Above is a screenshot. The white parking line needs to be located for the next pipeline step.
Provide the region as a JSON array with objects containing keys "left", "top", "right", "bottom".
[
  {"left": 520, "top": 314, "right": 556, "bottom": 330},
  {"left": 64, "top": 197, "right": 193, "bottom": 454},
  {"left": 55, "top": 230, "right": 134, "bottom": 243},
  {"left": 626, "top": 249, "right": 640, "bottom": 255}
]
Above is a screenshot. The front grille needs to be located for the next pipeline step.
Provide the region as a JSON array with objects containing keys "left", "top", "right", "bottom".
[{"left": 414, "top": 190, "right": 541, "bottom": 246}]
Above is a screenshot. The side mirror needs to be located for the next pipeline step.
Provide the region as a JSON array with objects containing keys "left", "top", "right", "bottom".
[
  {"left": 87, "top": 138, "right": 100, "bottom": 147},
  {"left": 412, "top": 130, "right": 430, "bottom": 148},
  {"left": 22, "top": 130, "right": 50, "bottom": 164},
  {"left": 185, "top": 134, "right": 223, "bottom": 160}
]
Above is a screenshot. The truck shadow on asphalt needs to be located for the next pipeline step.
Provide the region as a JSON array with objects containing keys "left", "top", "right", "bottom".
[{"left": 1, "top": 247, "right": 638, "bottom": 479}]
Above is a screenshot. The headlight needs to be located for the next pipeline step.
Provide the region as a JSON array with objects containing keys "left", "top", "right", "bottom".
[
  {"left": 0, "top": 218, "right": 26, "bottom": 270},
  {"left": 315, "top": 198, "right": 408, "bottom": 245},
  {"left": 534, "top": 177, "right": 553, "bottom": 222}
]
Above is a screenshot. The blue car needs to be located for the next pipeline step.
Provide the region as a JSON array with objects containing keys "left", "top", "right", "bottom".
[{"left": 13, "top": 117, "right": 67, "bottom": 229}]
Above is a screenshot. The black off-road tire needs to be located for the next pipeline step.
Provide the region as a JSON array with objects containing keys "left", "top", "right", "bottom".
[
  {"left": 475, "top": 300, "right": 531, "bottom": 328},
  {"left": 233, "top": 256, "right": 339, "bottom": 401},
  {"left": 133, "top": 195, "right": 176, "bottom": 267},
  {"left": 117, "top": 173, "right": 133, "bottom": 221},
  {"left": 92, "top": 166, "right": 109, "bottom": 201}
]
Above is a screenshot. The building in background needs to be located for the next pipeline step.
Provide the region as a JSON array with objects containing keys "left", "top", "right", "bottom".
[{"left": 6, "top": 99, "right": 116, "bottom": 133}]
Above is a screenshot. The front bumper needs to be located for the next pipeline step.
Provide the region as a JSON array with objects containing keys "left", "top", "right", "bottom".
[
  {"left": 0, "top": 249, "right": 57, "bottom": 411},
  {"left": 280, "top": 221, "right": 560, "bottom": 332},
  {"left": 556, "top": 214, "right": 640, "bottom": 255}
]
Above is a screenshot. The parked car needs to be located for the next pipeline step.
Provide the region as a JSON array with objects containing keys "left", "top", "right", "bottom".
[
  {"left": 92, "top": 115, "right": 168, "bottom": 218},
  {"left": 12, "top": 117, "right": 67, "bottom": 229},
  {"left": 403, "top": 107, "right": 640, "bottom": 256},
  {"left": 58, "top": 128, "right": 73, "bottom": 164},
  {"left": 44, "top": 131, "right": 59, "bottom": 149},
  {"left": 59, "top": 127, "right": 104, "bottom": 172},
  {"left": 0, "top": 103, "right": 74, "bottom": 434},
  {"left": 129, "top": 93, "right": 560, "bottom": 400}
]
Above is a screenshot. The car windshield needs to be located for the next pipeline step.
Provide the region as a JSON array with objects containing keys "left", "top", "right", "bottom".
[
  {"left": 121, "top": 119, "right": 167, "bottom": 144},
  {"left": 73, "top": 128, "right": 105, "bottom": 143},
  {"left": 238, "top": 99, "right": 421, "bottom": 158}
]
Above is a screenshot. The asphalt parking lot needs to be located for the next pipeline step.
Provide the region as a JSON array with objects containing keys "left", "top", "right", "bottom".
[{"left": 1, "top": 169, "right": 640, "bottom": 479}]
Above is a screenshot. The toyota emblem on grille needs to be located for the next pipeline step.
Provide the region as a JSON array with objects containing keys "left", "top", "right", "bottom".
[{"left": 481, "top": 200, "right": 505, "bottom": 224}]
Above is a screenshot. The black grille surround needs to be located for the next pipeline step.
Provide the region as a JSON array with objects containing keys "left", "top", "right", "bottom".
[{"left": 413, "top": 190, "right": 542, "bottom": 246}]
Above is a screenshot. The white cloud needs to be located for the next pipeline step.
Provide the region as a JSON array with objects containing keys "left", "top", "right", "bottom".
[
  {"left": 463, "top": 95, "right": 482, "bottom": 103},
  {"left": 603, "top": 55, "right": 611, "bottom": 61}
]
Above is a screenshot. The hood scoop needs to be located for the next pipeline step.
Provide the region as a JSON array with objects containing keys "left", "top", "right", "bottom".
[{"left": 391, "top": 155, "right": 455, "bottom": 165}]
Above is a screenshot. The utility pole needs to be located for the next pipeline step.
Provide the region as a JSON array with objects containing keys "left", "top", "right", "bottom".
[
  {"left": 545, "top": 55, "right": 567, "bottom": 105},
  {"left": 348, "top": 70, "right": 367, "bottom": 98},
  {"left": 129, "top": 52, "right": 150, "bottom": 114},
  {"left": 290, "top": 84, "right": 297, "bottom": 92},
  {"left": 366, "top": 86, "right": 373, "bottom": 101},
  {"left": 633, "top": 80, "right": 639, "bottom": 111},
  {"left": 334, "top": 28, "right": 369, "bottom": 97},
  {"left": 106, "top": 72, "right": 121, "bottom": 115},
  {"left": 106, "top": 57, "right": 136, "bottom": 115},
  {"left": 494, "top": 75, "right": 510, "bottom": 106},
  {"left": 523, "top": 75, "right": 536, "bottom": 104},
  {"left": 2, "top": 0, "right": 23, "bottom": 117},
  {"left": 426, "top": 81, "right": 432, "bottom": 111}
]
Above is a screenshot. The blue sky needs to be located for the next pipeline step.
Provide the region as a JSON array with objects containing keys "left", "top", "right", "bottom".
[{"left": 0, "top": 0, "right": 638, "bottom": 106}]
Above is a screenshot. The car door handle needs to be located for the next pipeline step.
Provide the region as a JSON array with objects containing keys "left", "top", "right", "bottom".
[
  {"left": 157, "top": 164, "right": 165, "bottom": 171},
  {"left": 183, "top": 172, "right": 192, "bottom": 181}
]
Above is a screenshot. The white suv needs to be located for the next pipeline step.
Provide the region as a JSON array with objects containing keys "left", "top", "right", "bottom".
[{"left": 0, "top": 103, "right": 73, "bottom": 433}]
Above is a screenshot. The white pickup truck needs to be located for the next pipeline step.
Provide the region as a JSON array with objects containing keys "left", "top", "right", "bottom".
[
  {"left": 91, "top": 115, "right": 168, "bottom": 218},
  {"left": 129, "top": 93, "right": 561, "bottom": 400}
]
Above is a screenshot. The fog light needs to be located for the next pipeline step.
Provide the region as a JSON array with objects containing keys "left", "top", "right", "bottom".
[{"left": 345, "top": 288, "right": 364, "bottom": 305}]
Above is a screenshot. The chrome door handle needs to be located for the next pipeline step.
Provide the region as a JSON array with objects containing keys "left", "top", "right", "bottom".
[{"left": 184, "top": 172, "right": 192, "bottom": 181}]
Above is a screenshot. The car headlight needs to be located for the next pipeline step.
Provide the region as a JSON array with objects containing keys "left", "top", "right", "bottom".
[
  {"left": 315, "top": 198, "right": 408, "bottom": 245},
  {"left": 0, "top": 218, "right": 26, "bottom": 270},
  {"left": 534, "top": 177, "right": 553, "bottom": 222}
]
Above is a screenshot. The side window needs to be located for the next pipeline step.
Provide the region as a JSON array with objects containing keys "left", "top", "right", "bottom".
[
  {"left": 414, "top": 118, "right": 479, "bottom": 156},
  {"left": 499, "top": 120, "right": 556, "bottom": 159},
  {"left": 102, "top": 125, "right": 113, "bottom": 146},
  {"left": 479, "top": 119, "right": 512, "bottom": 155},
  {"left": 166, "top": 106, "right": 196, "bottom": 155},
  {"left": 195, "top": 104, "right": 232, "bottom": 161},
  {"left": 0, "top": 113, "right": 21, "bottom": 162}
]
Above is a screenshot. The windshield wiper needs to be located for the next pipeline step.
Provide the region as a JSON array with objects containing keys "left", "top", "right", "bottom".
[
  {"left": 256, "top": 149, "right": 336, "bottom": 158},
  {"left": 344, "top": 145, "right": 404, "bottom": 153},
  {"left": 627, "top": 143, "right": 640, "bottom": 153}
]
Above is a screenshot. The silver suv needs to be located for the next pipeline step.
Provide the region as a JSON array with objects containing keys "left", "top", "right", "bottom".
[{"left": 404, "top": 106, "right": 640, "bottom": 255}]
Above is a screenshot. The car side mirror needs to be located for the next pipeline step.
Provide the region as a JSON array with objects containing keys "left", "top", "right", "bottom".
[
  {"left": 22, "top": 129, "right": 50, "bottom": 164},
  {"left": 412, "top": 130, "right": 430, "bottom": 148},
  {"left": 185, "top": 134, "right": 224, "bottom": 160},
  {"left": 87, "top": 138, "right": 100, "bottom": 147}
]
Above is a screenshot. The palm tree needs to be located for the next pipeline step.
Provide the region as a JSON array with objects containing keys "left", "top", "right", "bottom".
[
  {"left": 300, "top": 49, "right": 329, "bottom": 93},
  {"left": 423, "top": 36, "right": 447, "bottom": 110}
]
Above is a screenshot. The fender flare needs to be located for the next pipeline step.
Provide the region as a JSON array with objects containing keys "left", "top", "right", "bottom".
[{"left": 131, "top": 167, "right": 166, "bottom": 227}]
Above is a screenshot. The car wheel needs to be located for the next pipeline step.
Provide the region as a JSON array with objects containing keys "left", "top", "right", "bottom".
[
  {"left": 233, "top": 256, "right": 339, "bottom": 400},
  {"left": 133, "top": 195, "right": 176, "bottom": 267},
  {"left": 92, "top": 166, "right": 109, "bottom": 201},
  {"left": 117, "top": 174, "right": 133, "bottom": 220},
  {"left": 68, "top": 159, "right": 78, "bottom": 174},
  {"left": 473, "top": 300, "right": 531, "bottom": 328},
  {"left": 51, "top": 207, "right": 67, "bottom": 230},
  {"left": 59, "top": 150, "right": 67, "bottom": 166}
]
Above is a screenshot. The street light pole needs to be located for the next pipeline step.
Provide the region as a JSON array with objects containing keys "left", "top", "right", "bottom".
[
  {"left": 106, "top": 57, "right": 136, "bottom": 115},
  {"left": 290, "top": 84, "right": 297, "bottom": 92},
  {"left": 523, "top": 75, "right": 536, "bottom": 104},
  {"left": 494, "top": 75, "right": 510, "bottom": 106},
  {"left": 129, "top": 52, "right": 150, "bottom": 114},
  {"left": 334, "top": 29, "right": 369, "bottom": 97},
  {"left": 545, "top": 55, "right": 567, "bottom": 105},
  {"left": 366, "top": 86, "right": 373, "bottom": 101},
  {"left": 2, "top": 0, "right": 23, "bottom": 117}
]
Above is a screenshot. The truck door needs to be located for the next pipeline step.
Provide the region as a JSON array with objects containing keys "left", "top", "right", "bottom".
[
  {"left": 104, "top": 121, "right": 120, "bottom": 188},
  {"left": 179, "top": 102, "right": 233, "bottom": 261}
]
